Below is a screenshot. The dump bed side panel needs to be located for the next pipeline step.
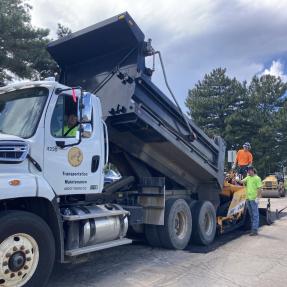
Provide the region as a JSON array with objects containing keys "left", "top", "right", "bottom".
[{"left": 47, "top": 12, "right": 225, "bottom": 192}]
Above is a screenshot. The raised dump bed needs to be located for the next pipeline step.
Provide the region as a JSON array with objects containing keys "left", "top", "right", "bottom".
[{"left": 47, "top": 12, "right": 225, "bottom": 199}]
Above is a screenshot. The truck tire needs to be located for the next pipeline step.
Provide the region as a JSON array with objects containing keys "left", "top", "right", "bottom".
[
  {"left": 191, "top": 201, "right": 216, "bottom": 245},
  {"left": 0, "top": 211, "right": 55, "bottom": 287},
  {"left": 144, "top": 225, "right": 162, "bottom": 247},
  {"left": 157, "top": 199, "right": 192, "bottom": 250}
]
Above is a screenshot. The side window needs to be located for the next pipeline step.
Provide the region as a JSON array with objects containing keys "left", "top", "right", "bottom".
[{"left": 51, "top": 94, "right": 78, "bottom": 138}]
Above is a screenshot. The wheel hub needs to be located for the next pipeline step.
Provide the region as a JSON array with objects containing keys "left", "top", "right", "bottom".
[
  {"left": 0, "top": 233, "right": 39, "bottom": 287},
  {"left": 174, "top": 211, "right": 187, "bottom": 240},
  {"left": 8, "top": 251, "right": 26, "bottom": 272},
  {"left": 204, "top": 213, "right": 213, "bottom": 236}
]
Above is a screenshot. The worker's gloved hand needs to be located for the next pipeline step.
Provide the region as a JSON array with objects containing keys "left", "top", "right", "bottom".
[{"left": 232, "top": 164, "right": 236, "bottom": 170}]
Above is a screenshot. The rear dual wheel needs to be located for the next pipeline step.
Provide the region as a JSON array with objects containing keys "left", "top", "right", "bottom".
[
  {"left": 190, "top": 201, "right": 217, "bottom": 245},
  {"left": 145, "top": 199, "right": 217, "bottom": 249},
  {"left": 145, "top": 199, "right": 192, "bottom": 249}
]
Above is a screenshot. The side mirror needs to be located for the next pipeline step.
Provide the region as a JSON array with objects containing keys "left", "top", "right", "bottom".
[
  {"left": 81, "top": 123, "right": 92, "bottom": 138},
  {"left": 80, "top": 92, "right": 93, "bottom": 123}
]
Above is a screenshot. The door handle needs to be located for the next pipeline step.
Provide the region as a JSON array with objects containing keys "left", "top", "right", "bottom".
[
  {"left": 102, "top": 120, "right": 109, "bottom": 165},
  {"left": 91, "top": 155, "right": 100, "bottom": 172}
]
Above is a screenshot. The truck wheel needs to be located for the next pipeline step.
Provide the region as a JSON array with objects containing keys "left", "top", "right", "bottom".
[
  {"left": 144, "top": 225, "right": 162, "bottom": 247},
  {"left": 191, "top": 201, "right": 216, "bottom": 245},
  {"left": 0, "top": 211, "right": 55, "bottom": 287},
  {"left": 157, "top": 199, "right": 192, "bottom": 250}
]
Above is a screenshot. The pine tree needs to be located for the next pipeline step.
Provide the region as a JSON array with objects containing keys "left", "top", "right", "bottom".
[
  {"left": 57, "top": 23, "right": 72, "bottom": 38},
  {"left": 249, "top": 75, "right": 287, "bottom": 175},
  {"left": 186, "top": 69, "right": 287, "bottom": 177},
  {"left": 0, "top": 0, "right": 57, "bottom": 85},
  {"left": 186, "top": 68, "right": 247, "bottom": 149}
]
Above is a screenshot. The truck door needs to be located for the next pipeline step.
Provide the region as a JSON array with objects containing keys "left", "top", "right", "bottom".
[{"left": 43, "top": 90, "right": 105, "bottom": 195}]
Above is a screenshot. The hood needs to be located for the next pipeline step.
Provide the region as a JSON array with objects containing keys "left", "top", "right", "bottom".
[{"left": 0, "top": 133, "right": 24, "bottom": 141}]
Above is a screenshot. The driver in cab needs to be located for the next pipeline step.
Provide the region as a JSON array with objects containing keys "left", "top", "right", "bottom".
[
  {"left": 63, "top": 114, "right": 78, "bottom": 137},
  {"left": 53, "top": 113, "right": 78, "bottom": 137}
]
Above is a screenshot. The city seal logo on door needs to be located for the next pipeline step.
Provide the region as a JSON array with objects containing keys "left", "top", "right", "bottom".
[{"left": 68, "top": 147, "right": 83, "bottom": 167}]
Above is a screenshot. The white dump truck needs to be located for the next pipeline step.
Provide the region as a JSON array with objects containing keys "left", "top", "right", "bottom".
[{"left": 0, "top": 13, "right": 255, "bottom": 287}]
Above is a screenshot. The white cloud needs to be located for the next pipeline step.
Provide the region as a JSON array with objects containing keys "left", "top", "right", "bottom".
[
  {"left": 260, "top": 60, "right": 287, "bottom": 82},
  {"left": 29, "top": 0, "right": 287, "bottom": 107}
]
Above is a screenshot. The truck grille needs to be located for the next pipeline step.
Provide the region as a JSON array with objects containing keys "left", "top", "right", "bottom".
[{"left": 0, "top": 141, "right": 29, "bottom": 162}]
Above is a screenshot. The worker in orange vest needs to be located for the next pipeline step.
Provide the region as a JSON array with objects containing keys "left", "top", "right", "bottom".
[{"left": 232, "top": 142, "right": 253, "bottom": 178}]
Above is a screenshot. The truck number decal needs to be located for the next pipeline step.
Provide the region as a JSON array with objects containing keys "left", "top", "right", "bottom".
[{"left": 47, "top": 146, "right": 58, "bottom": 152}]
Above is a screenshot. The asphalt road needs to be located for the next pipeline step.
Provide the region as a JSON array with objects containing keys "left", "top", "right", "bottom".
[{"left": 48, "top": 197, "right": 287, "bottom": 287}]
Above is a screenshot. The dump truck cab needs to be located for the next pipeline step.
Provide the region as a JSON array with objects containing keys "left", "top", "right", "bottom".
[{"left": 0, "top": 81, "right": 106, "bottom": 199}]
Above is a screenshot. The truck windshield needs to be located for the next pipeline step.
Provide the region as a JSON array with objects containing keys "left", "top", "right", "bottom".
[{"left": 0, "top": 87, "right": 49, "bottom": 138}]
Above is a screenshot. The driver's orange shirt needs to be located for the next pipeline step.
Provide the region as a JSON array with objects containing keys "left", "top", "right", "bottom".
[{"left": 235, "top": 149, "right": 253, "bottom": 166}]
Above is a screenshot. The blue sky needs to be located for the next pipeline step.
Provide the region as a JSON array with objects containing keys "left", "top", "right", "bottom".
[{"left": 30, "top": 0, "right": 287, "bottom": 110}]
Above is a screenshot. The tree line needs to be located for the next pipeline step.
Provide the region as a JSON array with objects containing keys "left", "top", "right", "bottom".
[
  {"left": 0, "top": 0, "right": 71, "bottom": 86},
  {"left": 186, "top": 68, "right": 287, "bottom": 177}
]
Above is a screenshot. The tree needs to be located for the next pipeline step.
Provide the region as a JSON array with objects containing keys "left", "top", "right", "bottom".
[
  {"left": 186, "top": 69, "right": 287, "bottom": 177},
  {"left": 0, "top": 0, "right": 58, "bottom": 85},
  {"left": 38, "top": 23, "right": 72, "bottom": 78},
  {"left": 186, "top": 68, "right": 247, "bottom": 149},
  {"left": 247, "top": 75, "right": 287, "bottom": 175},
  {"left": 275, "top": 102, "right": 287, "bottom": 170},
  {"left": 57, "top": 23, "right": 72, "bottom": 38}
]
